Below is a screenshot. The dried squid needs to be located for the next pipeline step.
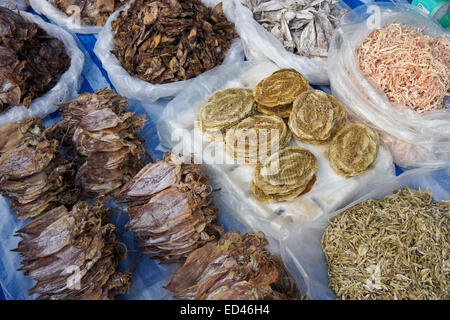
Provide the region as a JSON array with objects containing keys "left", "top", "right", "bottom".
[{"left": 114, "top": 152, "right": 223, "bottom": 264}]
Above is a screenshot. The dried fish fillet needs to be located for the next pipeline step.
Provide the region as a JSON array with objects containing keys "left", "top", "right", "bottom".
[
  {"left": 322, "top": 188, "right": 450, "bottom": 300},
  {"left": 166, "top": 231, "right": 300, "bottom": 300},
  {"left": 288, "top": 90, "right": 347, "bottom": 144},
  {"left": 111, "top": 0, "right": 237, "bottom": 84},
  {"left": 243, "top": 0, "right": 347, "bottom": 58},
  {"left": 0, "top": 7, "right": 70, "bottom": 112},
  {"left": 328, "top": 123, "right": 379, "bottom": 177},
  {"left": 114, "top": 152, "right": 223, "bottom": 264}
]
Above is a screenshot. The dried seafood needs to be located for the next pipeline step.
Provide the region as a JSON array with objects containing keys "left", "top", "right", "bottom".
[
  {"left": 166, "top": 230, "right": 300, "bottom": 300},
  {"left": 48, "top": 0, "right": 129, "bottom": 26},
  {"left": 0, "top": 117, "right": 79, "bottom": 219},
  {"left": 196, "top": 88, "right": 256, "bottom": 141},
  {"left": 250, "top": 146, "right": 317, "bottom": 203},
  {"left": 322, "top": 188, "right": 450, "bottom": 300},
  {"left": 357, "top": 24, "right": 449, "bottom": 113},
  {"left": 328, "top": 123, "right": 379, "bottom": 177},
  {"left": 243, "top": 0, "right": 348, "bottom": 58},
  {"left": 288, "top": 89, "right": 347, "bottom": 144},
  {"left": 114, "top": 152, "right": 223, "bottom": 264},
  {"left": 225, "top": 114, "right": 291, "bottom": 165},
  {"left": 111, "top": 0, "right": 237, "bottom": 84},
  {"left": 49, "top": 88, "right": 147, "bottom": 198},
  {"left": 14, "top": 201, "right": 131, "bottom": 300},
  {"left": 0, "top": 7, "right": 70, "bottom": 112}
]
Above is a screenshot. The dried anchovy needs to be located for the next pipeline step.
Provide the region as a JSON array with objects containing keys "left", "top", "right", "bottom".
[
  {"left": 14, "top": 201, "right": 131, "bottom": 300},
  {"left": 48, "top": 88, "right": 147, "bottom": 198},
  {"left": 0, "top": 7, "right": 70, "bottom": 112},
  {"left": 322, "top": 188, "right": 450, "bottom": 300},
  {"left": 114, "top": 152, "right": 223, "bottom": 264},
  {"left": 243, "top": 0, "right": 347, "bottom": 58},
  {"left": 166, "top": 230, "right": 301, "bottom": 300},
  {"left": 111, "top": 0, "right": 237, "bottom": 84},
  {"left": 0, "top": 117, "right": 79, "bottom": 219},
  {"left": 49, "top": 0, "right": 129, "bottom": 26}
]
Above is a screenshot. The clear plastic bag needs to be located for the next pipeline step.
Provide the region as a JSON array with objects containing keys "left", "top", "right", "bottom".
[
  {"left": 94, "top": 0, "right": 245, "bottom": 104},
  {"left": 279, "top": 166, "right": 450, "bottom": 300},
  {"left": 0, "top": 11, "right": 84, "bottom": 126},
  {"left": 222, "top": 0, "right": 350, "bottom": 86},
  {"left": 157, "top": 59, "right": 396, "bottom": 246},
  {"left": 0, "top": 0, "right": 28, "bottom": 10},
  {"left": 328, "top": 2, "right": 450, "bottom": 169},
  {"left": 28, "top": 0, "right": 103, "bottom": 34}
]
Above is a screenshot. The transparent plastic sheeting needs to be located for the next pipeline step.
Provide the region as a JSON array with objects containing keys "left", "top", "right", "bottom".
[
  {"left": 28, "top": 0, "right": 103, "bottom": 34},
  {"left": 94, "top": 0, "right": 246, "bottom": 104},
  {"left": 157, "top": 60, "right": 396, "bottom": 246},
  {"left": 328, "top": 2, "right": 450, "bottom": 169},
  {"left": 280, "top": 166, "right": 450, "bottom": 299},
  {"left": 0, "top": 11, "right": 84, "bottom": 126},
  {"left": 0, "top": 0, "right": 28, "bottom": 10},
  {"left": 223, "top": 0, "right": 350, "bottom": 86}
]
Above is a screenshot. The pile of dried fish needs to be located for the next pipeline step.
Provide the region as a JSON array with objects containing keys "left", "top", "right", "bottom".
[
  {"left": 166, "top": 230, "right": 300, "bottom": 299},
  {"left": 322, "top": 188, "right": 450, "bottom": 300},
  {"left": 250, "top": 146, "right": 317, "bottom": 202},
  {"left": 114, "top": 152, "right": 223, "bottom": 264},
  {"left": 243, "top": 0, "right": 348, "bottom": 58},
  {"left": 14, "top": 201, "right": 131, "bottom": 300},
  {"left": 0, "top": 117, "right": 78, "bottom": 219},
  {"left": 111, "top": 0, "right": 237, "bottom": 84},
  {"left": 49, "top": 89, "right": 147, "bottom": 198},
  {"left": 288, "top": 90, "right": 347, "bottom": 144},
  {"left": 48, "top": 0, "right": 129, "bottom": 26},
  {"left": 0, "top": 7, "right": 70, "bottom": 112},
  {"left": 328, "top": 123, "right": 379, "bottom": 177}
]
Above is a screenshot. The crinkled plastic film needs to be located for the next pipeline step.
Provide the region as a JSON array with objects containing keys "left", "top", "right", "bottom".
[
  {"left": 94, "top": 0, "right": 245, "bottom": 104},
  {"left": 28, "top": 0, "right": 103, "bottom": 34},
  {"left": 222, "top": 0, "right": 350, "bottom": 85},
  {"left": 0, "top": 11, "right": 84, "bottom": 126},
  {"left": 157, "top": 60, "right": 396, "bottom": 246},
  {"left": 328, "top": 2, "right": 450, "bottom": 169},
  {"left": 279, "top": 166, "right": 450, "bottom": 299},
  {"left": 0, "top": 0, "right": 28, "bottom": 10}
]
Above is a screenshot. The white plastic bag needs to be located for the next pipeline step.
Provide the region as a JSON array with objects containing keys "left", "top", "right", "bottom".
[
  {"left": 0, "top": 0, "right": 28, "bottom": 10},
  {"left": 279, "top": 166, "right": 450, "bottom": 300},
  {"left": 28, "top": 0, "right": 103, "bottom": 34},
  {"left": 328, "top": 2, "right": 450, "bottom": 169},
  {"left": 222, "top": 0, "right": 349, "bottom": 85},
  {"left": 157, "top": 60, "right": 396, "bottom": 245},
  {"left": 0, "top": 11, "right": 84, "bottom": 126},
  {"left": 94, "top": 0, "right": 245, "bottom": 104}
]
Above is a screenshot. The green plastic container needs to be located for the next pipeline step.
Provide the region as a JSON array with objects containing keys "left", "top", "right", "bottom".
[{"left": 412, "top": 0, "right": 450, "bottom": 28}]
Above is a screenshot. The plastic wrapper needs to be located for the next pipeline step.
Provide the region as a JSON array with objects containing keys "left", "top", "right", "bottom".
[
  {"left": 0, "top": 11, "right": 84, "bottom": 126},
  {"left": 328, "top": 2, "right": 450, "bottom": 169},
  {"left": 28, "top": 0, "right": 104, "bottom": 34},
  {"left": 0, "top": 0, "right": 28, "bottom": 10},
  {"left": 94, "top": 0, "right": 245, "bottom": 104},
  {"left": 222, "top": 0, "right": 349, "bottom": 86},
  {"left": 157, "top": 60, "right": 396, "bottom": 245},
  {"left": 279, "top": 166, "right": 450, "bottom": 299}
]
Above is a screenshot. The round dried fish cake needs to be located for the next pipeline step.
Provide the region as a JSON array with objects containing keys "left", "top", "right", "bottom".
[
  {"left": 288, "top": 90, "right": 347, "bottom": 144},
  {"left": 195, "top": 120, "right": 225, "bottom": 142},
  {"left": 254, "top": 69, "right": 309, "bottom": 107},
  {"left": 328, "top": 124, "right": 380, "bottom": 177},
  {"left": 257, "top": 103, "right": 292, "bottom": 118},
  {"left": 198, "top": 88, "right": 256, "bottom": 131}
]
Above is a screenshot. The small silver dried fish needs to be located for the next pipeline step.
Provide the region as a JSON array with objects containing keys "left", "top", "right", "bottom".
[{"left": 243, "top": 0, "right": 348, "bottom": 58}]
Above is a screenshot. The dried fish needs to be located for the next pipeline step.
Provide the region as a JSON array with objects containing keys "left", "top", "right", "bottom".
[
  {"left": 114, "top": 152, "right": 223, "bottom": 264},
  {"left": 243, "top": 0, "right": 347, "bottom": 58},
  {"left": 166, "top": 231, "right": 301, "bottom": 300},
  {"left": 48, "top": 0, "right": 129, "bottom": 26},
  {"left": 0, "top": 7, "right": 70, "bottom": 112},
  {"left": 111, "top": 0, "right": 237, "bottom": 84},
  {"left": 322, "top": 188, "right": 450, "bottom": 300},
  {"left": 15, "top": 201, "right": 131, "bottom": 300}
]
